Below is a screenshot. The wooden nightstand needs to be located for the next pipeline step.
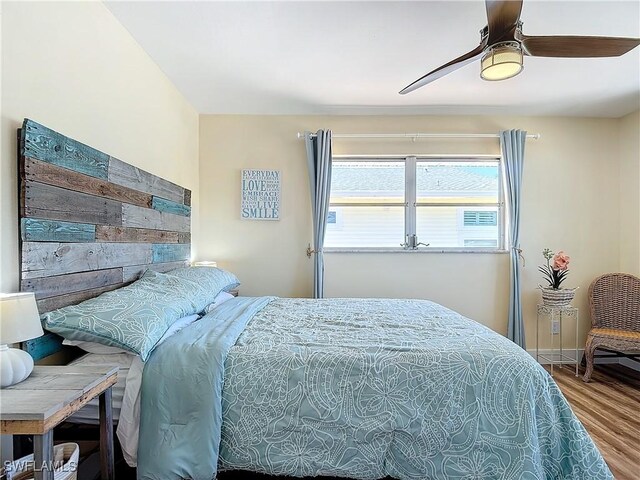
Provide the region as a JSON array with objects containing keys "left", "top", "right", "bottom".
[{"left": 0, "top": 366, "right": 118, "bottom": 480}]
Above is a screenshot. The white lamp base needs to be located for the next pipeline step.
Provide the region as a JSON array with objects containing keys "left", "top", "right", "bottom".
[{"left": 0, "top": 344, "right": 34, "bottom": 388}]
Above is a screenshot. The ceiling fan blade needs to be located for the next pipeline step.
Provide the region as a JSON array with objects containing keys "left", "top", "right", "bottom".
[
  {"left": 399, "top": 44, "right": 485, "bottom": 94},
  {"left": 522, "top": 35, "right": 640, "bottom": 57},
  {"left": 485, "top": 0, "right": 523, "bottom": 43}
]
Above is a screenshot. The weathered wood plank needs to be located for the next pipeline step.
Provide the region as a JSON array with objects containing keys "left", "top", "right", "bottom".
[
  {"left": 177, "top": 232, "right": 190, "bottom": 244},
  {"left": 152, "top": 196, "right": 191, "bottom": 217},
  {"left": 108, "top": 157, "right": 184, "bottom": 204},
  {"left": 99, "top": 388, "right": 115, "bottom": 480},
  {"left": 0, "top": 367, "right": 118, "bottom": 434},
  {"left": 95, "top": 226, "right": 190, "bottom": 244},
  {"left": 122, "top": 261, "right": 189, "bottom": 282},
  {"left": 24, "top": 182, "right": 122, "bottom": 226},
  {"left": 152, "top": 244, "right": 190, "bottom": 263},
  {"left": 21, "top": 218, "right": 95, "bottom": 243},
  {"left": 122, "top": 204, "right": 190, "bottom": 233},
  {"left": 22, "top": 333, "right": 64, "bottom": 362},
  {"left": 24, "top": 157, "right": 152, "bottom": 208},
  {"left": 22, "top": 268, "right": 123, "bottom": 299},
  {"left": 22, "top": 119, "right": 109, "bottom": 179},
  {"left": 35, "top": 284, "right": 126, "bottom": 313},
  {"left": 22, "top": 242, "right": 151, "bottom": 279},
  {"left": 3, "top": 366, "right": 118, "bottom": 392},
  {"left": 183, "top": 189, "right": 192, "bottom": 206}
]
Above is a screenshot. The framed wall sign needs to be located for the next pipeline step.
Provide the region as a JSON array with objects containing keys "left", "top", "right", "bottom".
[{"left": 241, "top": 169, "right": 281, "bottom": 220}]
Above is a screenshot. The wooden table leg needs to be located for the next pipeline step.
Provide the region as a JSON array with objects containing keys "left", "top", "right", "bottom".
[
  {"left": 99, "top": 386, "right": 115, "bottom": 480},
  {"left": 33, "top": 430, "right": 54, "bottom": 480}
]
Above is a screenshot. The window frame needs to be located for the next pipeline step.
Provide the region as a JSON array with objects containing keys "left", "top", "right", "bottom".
[{"left": 325, "top": 154, "right": 507, "bottom": 253}]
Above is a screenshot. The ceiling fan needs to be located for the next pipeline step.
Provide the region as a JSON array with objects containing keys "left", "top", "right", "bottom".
[{"left": 399, "top": 0, "right": 640, "bottom": 94}]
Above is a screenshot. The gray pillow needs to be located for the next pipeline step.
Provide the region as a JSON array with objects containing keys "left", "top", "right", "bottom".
[{"left": 163, "top": 266, "right": 240, "bottom": 301}]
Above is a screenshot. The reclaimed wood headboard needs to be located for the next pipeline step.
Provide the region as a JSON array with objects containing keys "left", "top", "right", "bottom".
[{"left": 18, "top": 119, "right": 191, "bottom": 359}]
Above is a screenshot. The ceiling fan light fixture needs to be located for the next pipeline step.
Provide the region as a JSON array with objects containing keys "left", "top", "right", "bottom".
[{"left": 480, "top": 43, "right": 524, "bottom": 81}]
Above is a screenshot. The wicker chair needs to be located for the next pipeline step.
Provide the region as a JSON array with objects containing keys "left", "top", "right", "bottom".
[{"left": 583, "top": 273, "right": 640, "bottom": 382}]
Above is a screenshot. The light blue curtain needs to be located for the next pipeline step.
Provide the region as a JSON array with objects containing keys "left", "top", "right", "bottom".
[
  {"left": 501, "top": 129, "right": 527, "bottom": 348},
  {"left": 305, "top": 130, "right": 332, "bottom": 298}
]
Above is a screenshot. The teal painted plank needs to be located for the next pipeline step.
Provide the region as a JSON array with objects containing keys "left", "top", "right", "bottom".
[
  {"left": 23, "top": 332, "right": 64, "bottom": 361},
  {"left": 152, "top": 196, "right": 191, "bottom": 217},
  {"left": 21, "top": 218, "right": 96, "bottom": 242},
  {"left": 152, "top": 244, "right": 191, "bottom": 263},
  {"left": 22, "top": 119, "right": 109, "bottom": 179}
]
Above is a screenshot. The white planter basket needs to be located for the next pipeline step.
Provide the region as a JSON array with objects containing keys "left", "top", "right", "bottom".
[
  {"left": 539, "top": 287, "right": 577, "bottom": 307},
  {"left": 6, "top": 443, "right": 79, "bottom": 480}
]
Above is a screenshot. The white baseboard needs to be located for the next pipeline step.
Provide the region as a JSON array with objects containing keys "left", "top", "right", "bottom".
[{"left": 526, "top": 348, "right": 640, "bottom": 371}]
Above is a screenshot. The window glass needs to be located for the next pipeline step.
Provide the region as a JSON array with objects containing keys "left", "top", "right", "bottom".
[
  {"left": 325, "top": 206, "right": 405, "bottom": 248},
  {"left": 331, "top": 162, "right": 405, "bottom": 205},
  {"left": 416, "top": 162, "right": 499, "bottom": 205},
  {"left": 464, "top": 211, "right": 498, "bottom": 226},
  {"left": 416, "top": 207, "right": 500, "bottom": 248},
  {"left": 464, "top": 239, "right": 499, "bottom": 247}
]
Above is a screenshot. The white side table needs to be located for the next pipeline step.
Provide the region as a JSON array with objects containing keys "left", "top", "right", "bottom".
[{"left": 536, "top": 304, "right": 579, "bottom": 377}]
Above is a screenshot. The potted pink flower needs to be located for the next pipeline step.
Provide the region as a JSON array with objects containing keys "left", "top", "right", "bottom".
[{"left": 538, "top": 248, "right": 577, "bottom": 306}]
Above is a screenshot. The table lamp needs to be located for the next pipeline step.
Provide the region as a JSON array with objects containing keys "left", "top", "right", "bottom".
[{"left": 0, "top": 292, "right": 44, "bottom": 387}]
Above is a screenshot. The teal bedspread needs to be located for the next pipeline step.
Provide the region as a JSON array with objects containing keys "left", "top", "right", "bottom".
[{"left": 138, "top": 297, "right": 612, "bottom": 480}]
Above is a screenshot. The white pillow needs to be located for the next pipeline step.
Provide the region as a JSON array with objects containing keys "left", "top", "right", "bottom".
[
  {"left": 63, "top": 314, "right": 200, "bottom": 355},
  {"left": 155, "top": 314, "right": 200, "bottom": 347},
  {"left": 204, "top": 291, "right": 235, "bottom": 313}
]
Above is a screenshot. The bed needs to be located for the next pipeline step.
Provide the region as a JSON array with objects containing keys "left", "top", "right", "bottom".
[
  {"left": 17, "top": 120, "right": 613, "bottom": 480},
  {"left": 133, "top": 296, "right": 612, "bottom": 480}
]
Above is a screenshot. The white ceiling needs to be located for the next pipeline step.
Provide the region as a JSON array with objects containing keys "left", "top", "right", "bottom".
[{"left": 106, "top": 1, "right": 640, "bottom": 117}]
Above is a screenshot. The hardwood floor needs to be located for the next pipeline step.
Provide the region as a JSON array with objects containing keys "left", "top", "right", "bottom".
[{"left": 551, "top": 364, "right": 640, "bottom": 480}]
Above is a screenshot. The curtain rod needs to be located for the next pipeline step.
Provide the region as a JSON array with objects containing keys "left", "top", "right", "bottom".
[{"left": 297, "top": 132, "right": 541, "bottom": 140}]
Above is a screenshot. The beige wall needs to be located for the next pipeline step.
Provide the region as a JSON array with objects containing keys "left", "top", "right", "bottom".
[
  {"left": 0, "top": 1, "right": 200, "bottom": 293},
  {"left": 618, "top": 109, "right": 640, "bottom": 275},
  {"left": 199, "top": 115, "right": 624, "bottom": 347},
  {"left": 199, "top": 116, "right": 313, "bottom": 298}
]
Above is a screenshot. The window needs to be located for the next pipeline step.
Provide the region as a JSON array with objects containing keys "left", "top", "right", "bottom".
[{"left": 325, "top": 157, "right": 505, "bottom": 250}]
